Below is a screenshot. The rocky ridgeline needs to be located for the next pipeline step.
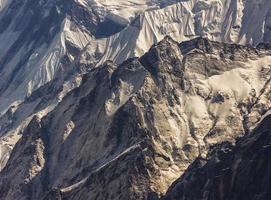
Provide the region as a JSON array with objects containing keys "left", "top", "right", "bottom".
[
  {"left": 162, "top": 114, "right": 271, "bottom": 200},
  {"left": 0, "top": 37, "right": 271, "bottom": 199}
]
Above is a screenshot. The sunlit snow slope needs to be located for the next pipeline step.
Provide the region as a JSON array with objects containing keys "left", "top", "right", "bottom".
[
  {"left": 1, "top": 0, "right": 271, "bottom": 116},
  {"left": 1, "top": 0, "right": 271, "bottom": 172}
]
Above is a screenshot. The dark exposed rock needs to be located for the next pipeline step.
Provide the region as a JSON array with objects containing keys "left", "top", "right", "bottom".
[
  {"left": 1, "top": 37, "right": 271, "bottom": 199},
  {"left": 162, "top": 115, "right": 271, "bottom": 200}
]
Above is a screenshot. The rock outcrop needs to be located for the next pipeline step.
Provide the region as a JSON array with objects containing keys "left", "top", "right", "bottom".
[
  {"left": 2, "top": 0, "right": 271, "bottom": 170},
  {"left": 162, "top": 114, "right": 271, "bottom": 200},
  {"left": 1, "top": 37, "right": 271, "bottom": 199}
]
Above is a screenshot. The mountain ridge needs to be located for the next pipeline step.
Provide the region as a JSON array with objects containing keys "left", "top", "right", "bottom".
[
  {"left": 1, "top": 36, "right": 271, "bottom": 199},
  {"left": 1, "top": 1, "right": 271, "bottom": 199},
  {"left": 162, "top": 113, "right": 271, "bottom": 200},
  {"left": 2, "top": 0, "right": 271, "bottom": 117}
]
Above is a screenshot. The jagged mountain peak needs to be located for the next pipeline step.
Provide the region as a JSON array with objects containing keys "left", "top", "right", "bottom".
[
  {"left": 1, "top": 1, "right": 271, "bottom": 199},
  {"left": 1, "top": 0, "right": 271, "bottom": 118},
  {"left": 1, "top": 36, "right": 271, "bottom": 199}
]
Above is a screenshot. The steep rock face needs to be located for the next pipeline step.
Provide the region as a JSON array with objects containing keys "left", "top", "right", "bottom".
[
  {"left": 162, "top": 114, "right": 271, "bottom": 200},
  {"left": 2, "top": 0, "right": 271, "bottom": 117},
  {"left": 0, "top": 116, "right": 46, "bottom": 200},
  {"left": 2, "top": 1, "right": 271, "bottom": 168},
  {"left": 1, "top": 37, "right": 271, "bottom": 199},
  {"left": 0, "top": 0, "right": 189, "bottom": 166},
  {"left": 0, "top": 72, "right": 83, "bottom": 170},
  {"left": 0, "top": 0, "right": 125, "bottom": 115},
  {"left": 0, "top": 0, "right": 115, "bottom": 169},
  {"left": 0, "top": 0, "right": 185, "bottom": 116}
]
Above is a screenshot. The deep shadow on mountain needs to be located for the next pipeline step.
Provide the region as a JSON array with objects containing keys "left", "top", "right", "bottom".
[{"left": 162, "top": 115, "right": 271, "bottom": 200}]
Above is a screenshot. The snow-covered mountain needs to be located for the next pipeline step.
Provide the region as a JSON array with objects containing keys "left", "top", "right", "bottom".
[
  {"left": 0, "top": 0, "right": 185, "bottom": 115},
  {"left": 1, "top": 0, "right": 271, "bottom": 116},
  {"left": 1, "top": 36, "right": 271, "bottom": 199},
  {"left": 0, "top": 0, "right": 271, "bottom": 199},
  {"left": 0, "top": 0, "right": 184, "bottom": 171}
]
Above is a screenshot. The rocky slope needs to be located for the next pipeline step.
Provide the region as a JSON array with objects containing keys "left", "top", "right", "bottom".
[
  {"left": 0, "top": 0, "right": 184, "bottom": 168},
  {"left": 0, "top": 0, "right": 182, "bottom": 116},
  {"left": 162, "top": 114, "right": 271, "bottom": 200},
  {"left": 2, "top": 0, "right": 271, "bottom": 168},
  {"left": 1, "top": 37, "right": 271, "bottom": 199},
  {"left": 2, "top": 0, "right": 271, "bottom": 116}
]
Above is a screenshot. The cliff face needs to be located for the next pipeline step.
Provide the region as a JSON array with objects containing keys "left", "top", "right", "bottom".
[
  {"left": 1, "top": 37, "right": 271, "bottom": 199},
  {"left": 2, "top": 0, "right": 271, "bottom": 172},
  {"left": 2, "top": 0, "right": 271, "bottom": 116},
  {"left": 162, "top": 114, "right": 271, "bottom": 200}
]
